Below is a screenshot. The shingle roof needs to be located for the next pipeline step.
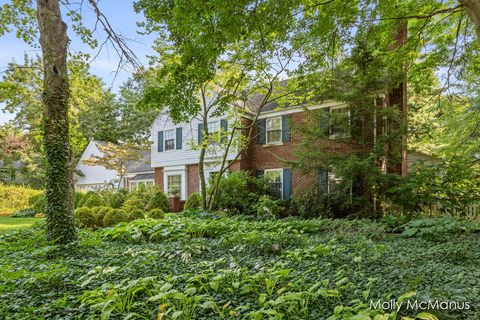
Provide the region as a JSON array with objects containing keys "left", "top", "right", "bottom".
[
  {"left": 130, "top": 173, "right": 155, "bottom": 181},
  {"left": 125, "top": 151, "right": 152, "bottom": 173}
]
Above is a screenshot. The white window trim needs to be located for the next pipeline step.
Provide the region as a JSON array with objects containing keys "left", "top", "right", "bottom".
[
  {"left": 329, "top": 105, "right": 351, "bottom": 139},
  {"left": 265, "top": 116, "right": 283, "bottom": 144},
  {"left": 129, "top": 180, "right": 154, "bottom": 191},
  {"left": 163, "top": 166, "right": 187, "bottom": 200},
  {"left": 164, "top": 129, "right": 176, "bottom": 151},
  {"left": 264, "top": 168, "right": 283, "bottom": 199}
]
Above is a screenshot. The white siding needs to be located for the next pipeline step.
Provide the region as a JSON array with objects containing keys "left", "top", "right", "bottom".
[
  {"left": 74, "top": 141, "right": 120, "bottom": 190},
  {"left": 150, "top": 112, "right": 237, "bottom": 168}
]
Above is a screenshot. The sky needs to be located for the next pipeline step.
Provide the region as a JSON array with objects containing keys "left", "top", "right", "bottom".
[{"left": 0, "top": 0, "right": 157, "bottom": 124}]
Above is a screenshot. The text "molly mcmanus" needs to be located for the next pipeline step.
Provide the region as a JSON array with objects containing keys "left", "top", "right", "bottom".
[{"left": 370, "top": 299, "right": 471, "bottom": 312}]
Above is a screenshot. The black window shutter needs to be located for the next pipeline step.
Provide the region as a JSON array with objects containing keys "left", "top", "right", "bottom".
[
  {"left": 176, "top": 127, "right": 182, "bottom": 150},
  {"left": 257, "top": 118, "right": 266, "bottom": 144},
  {"left": 220, "top": 119, "right": 228, "bottom": 142},
  {"left": 282, "top": 115, "right": 291, "bottom": 142},
  {"left": 320, "top": 107, "right": 330, "bottom": 135},
  {"left": 318, "top": 169, "right": 328, "bottom": 193},
  {"left": 157, "top": 131, "right": 164, "bottom": 152},
  {"left": 255, "top": 170, "right": 264, "bottom": 178},
  {"left": 198, "top": 123, "right": 204, "bottom": 144},
  {"left": 282, "top": 168, "right": 292, "bottom": 199}
]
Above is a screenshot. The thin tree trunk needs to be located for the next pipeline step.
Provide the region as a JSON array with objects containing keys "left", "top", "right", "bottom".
[{"left": 37, "top": 0, "right": 76, "bottom": 243}]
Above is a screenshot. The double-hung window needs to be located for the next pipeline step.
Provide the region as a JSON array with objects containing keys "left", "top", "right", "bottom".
[
  {"left": 266, "top": 116, "right": 282, "bottom": 144},
  {"left": 329, "top": 106, "right": 350, "bottom": 138},
  {"left": 265, "top": 169, "right": 283, "bottom": 198},
  {"left": 167, "top": 174, "right": 181, "bottom": 197},
  {"left": 164, "top": 129, "right": 175, "bottom": 151},
  {"left": 207, "top": 121, "right": 220, "bottom": 135}
]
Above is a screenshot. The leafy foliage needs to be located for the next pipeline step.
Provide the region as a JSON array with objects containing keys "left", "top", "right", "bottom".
[
  {"left": 184, "top": 192, "right": 201, "bottom": 211},
  {"left": 0, "top": 184, "right": 41, "bottom": 216},
  {"left": 0, "top": 215, "right": 477, "bottom": 319}
]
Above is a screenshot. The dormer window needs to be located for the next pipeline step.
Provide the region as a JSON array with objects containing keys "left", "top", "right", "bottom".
[
  {"left": 266, "top": 116, "right": 282, "bottom": 144},
  {"left": 164, "top": 129, "right": 175, "bottom": 151}
]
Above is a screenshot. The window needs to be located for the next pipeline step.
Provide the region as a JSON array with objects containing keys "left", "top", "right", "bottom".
[
  {"left": 207, "top": 121, "right": 220, "bottom": 134},
  {"left": 164, "top": 129, "right": 175, "bottom": 151},
  {"left": 328, "top": 172, "right": 342, "bottom": 193},
  {"left": 265, "top": 169, "right": 283, "bottom": 198},
  {"left": 167, "top": 175, "right": 182, "bottom": 197},
  {"left": 330, "top": 106, "right": 350, "bottom": 138},
  {"left": 266, "top": 117, "right": 282, "bottom": 144},
  {"left": 130, "top": 181, "right": 154, "bottom": 191}
]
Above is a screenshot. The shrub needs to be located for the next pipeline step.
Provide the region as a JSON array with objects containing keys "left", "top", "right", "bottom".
[
  {"left": 74, "top": 191, "right": 86, "bottom": 208},
  {"left": 184, "top": 192, "right": 201, "bottom": 210},
  {"left": 122, "top": 198, "right": 145, "bottom": 212},
  {"left": 146, "top": 188, "right": 169, "bottom": 212},
  {"left": 147, "top": 208, "right": 165, "bottom": 219},
  {"left": 290, "top": 187, "right": 324, "bottom": 218},
  {"left": 253, "top": 196, "right": 281, "bottom": 219},
  {"left": 0, "top": 185, "right": 42, "bottom": 216},
  {"left": 91, "top": 206, "right": 113, "bottom": 228},
  {"left": 11, "top": 208, "right": 37, "bottom": 218},
  {"left": 128, "top": 209, "right": 145, "bottom": 221},
  {"left": 77, "top": 191, "right": 95, "bottom": 207},
  {"left": 75, "top": 207, "right": 96, "bottom": 229},
  {"left": 209, "top": 171, "right": 256, "bottom": 214},
  {"left": 82, "top": 193, "right": 106, "bottom": 208},
  {"left": 109, "top": 189, "right": 128, "bottom": 208},
  {"left": 103, "top": 209, "right": 129, "bottom": 227},
  {"left": 401, "top": 217, "right": 480, "bottom": 240}
]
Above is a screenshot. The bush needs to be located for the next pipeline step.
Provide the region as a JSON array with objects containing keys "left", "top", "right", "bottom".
[
  {"left": 11, "top": 208, "right": 37, "bottom": 218},
  {"left": 75, "top": 207, "right": 96, "bottom": 229},
  {"left": 0, "top": 185, "right": 42, "bottom": 216},
  {"left": 122, "top": 198, "right": 145, "bottom": 212},
  {"left": 210, "top": 171, "right": 256, "bottom": 214},
  {"left": 103, "top": 209, "right": 129, "bottom": 227},
  {"left": 74, "top": 191, "right": 86, "bottom": 208},
  {"left": 147, "top": 208, "right": 165, "bottom": 219},
  {"left": 82, "top": 193, "right": 106, "bottom": 208},
  {"left": 109, "top": 189, "right": 128, "bottom": 209},
  {"left": 128, "top": 209, "right": 145, "bottom": 221},
  {"left": 253, "top": 196, "right": 280, "bottom": 219},
  {"left": 146, "top": 188, "right": 169, "bottom": 212},
  {"left": 91, "top": 206, "right": 113, "bottom": 228},
  {"left": 401, "top": 217, "right": 480, "bottom": 240},
  {"left": 184, "top": 192, "right": 201, "bottom": 210},
  {"left": 290, "top": 187, "right": 324, "bottom": 218}
]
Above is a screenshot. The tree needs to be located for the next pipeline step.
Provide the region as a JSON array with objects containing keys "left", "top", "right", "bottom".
[
  {"left": 82, "top": 142, "right": 147, "bottom": 190},
  {"left": 136, "top": 0, "right": 300, "bottom": 210},
  {"left": 1, "top": 0, "right": 139, "bottom": 243}
]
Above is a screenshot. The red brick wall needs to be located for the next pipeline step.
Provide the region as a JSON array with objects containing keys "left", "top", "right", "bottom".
[
  {"left": 187, "top": 164, "right": 199, "bottom": 196},
  {"left": 154, "top": 167, "right": 164, "bottom": 191},
  {"left": 244, "top": 111, "right": 361, "bottom": 195}
]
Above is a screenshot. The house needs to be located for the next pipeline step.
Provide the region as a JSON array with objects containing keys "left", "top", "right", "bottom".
[
  {"left": 125, "top": 151, "right": 155, "bottom": 190},
  {"left": 150, "top": 94, "right": 407, "bottom": 205},
  {"left": 75, "top": 140, "right": 154, "bottom": 191}
]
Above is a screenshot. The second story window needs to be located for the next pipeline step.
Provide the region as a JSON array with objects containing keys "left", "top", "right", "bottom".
[
  {"left": 330, "top": 106, "right": 350, "bottom": 138},
  {"left": 266, "top": 116, "right": 282, "bottom": 144},
  {"left": 164, "top": 129, "right": 175, "bottom": 151},
  {"left": 207, "top": 121, "right": 220, "bottom": 135}
]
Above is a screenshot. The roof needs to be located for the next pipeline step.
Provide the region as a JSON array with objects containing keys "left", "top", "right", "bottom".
[
  {"left": 130, "top": 173, "right": 155, "bottom": 181},
  {"left": 125, "top": 151, "right": 152, "bottom": 173}
]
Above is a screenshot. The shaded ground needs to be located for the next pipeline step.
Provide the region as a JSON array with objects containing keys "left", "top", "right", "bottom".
[{"left": 0, "top": 215, "right": 478, "bottom": 319}]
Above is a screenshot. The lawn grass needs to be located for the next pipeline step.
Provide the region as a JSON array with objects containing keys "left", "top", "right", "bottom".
[
  {"left": 0, "top": 214, "right": 479, "bottom": 319},
  {"left": 0, "top": 216, "right": 41, "bottom": 233}
]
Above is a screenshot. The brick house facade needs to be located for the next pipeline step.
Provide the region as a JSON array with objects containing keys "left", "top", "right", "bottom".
[{"left": 149, "top": 96, "right": 406, "bottom": 208}]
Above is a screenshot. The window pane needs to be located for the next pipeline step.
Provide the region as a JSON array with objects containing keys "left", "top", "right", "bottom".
[
  {"left": 266, "top": 117, "right": 281, "bottom": 130},
  {"left": 165, "top": 129, "right": 174, "bottom": 139},
  {"left": 267, "top": 130, "right": 281, "bottom": 143},
  {"left": 330, "top": 107, "right": 349, "bottom": 137},
  {"left": 265, "top": 170, "right": 282, "bottom": 197},
  {"left": 165, "top": 139, "right": 175, "bottom": 150},
  {"left": 207, "top": 121, "right": 219, "bottom": 133},
  {"left": 167, "top": 175, "right": 181, "bottom": 196}
]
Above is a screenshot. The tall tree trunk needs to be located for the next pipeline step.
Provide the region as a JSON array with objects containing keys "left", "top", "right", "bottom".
[
  {"left": 37, "top": 0, "right": 76, "bottom": 243},
  {"left": 461, "top": 0, "right": 480, "bottom": 41}
]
